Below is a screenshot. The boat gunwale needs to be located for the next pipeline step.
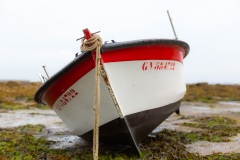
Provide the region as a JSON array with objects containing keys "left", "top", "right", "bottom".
[
  {"left": 102, "top": 39, "right": 189, "bottom": 58},
  {"left": 34, "top": 39, "right": 190, "bottom": 105}
]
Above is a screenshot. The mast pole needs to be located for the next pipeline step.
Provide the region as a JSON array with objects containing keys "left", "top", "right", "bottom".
[{"left": 167, "top": 10, "right": 178, "bottom": 40}]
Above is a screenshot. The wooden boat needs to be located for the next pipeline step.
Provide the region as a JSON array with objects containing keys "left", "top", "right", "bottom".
[{"left": 35, "top": 32, "right": 189, "bottom": 153}]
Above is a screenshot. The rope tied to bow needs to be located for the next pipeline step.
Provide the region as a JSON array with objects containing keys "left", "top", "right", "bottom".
[
  {"left": 80, "top": 34, "right": 102, "bottom": 52},
  {"left": 80, "top": 33, "right": 102, "bottom": 160}
]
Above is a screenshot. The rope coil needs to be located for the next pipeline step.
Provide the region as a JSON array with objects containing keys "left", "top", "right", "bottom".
[{"left": 80, "top": 34, "right": 102, "bottom": 52}]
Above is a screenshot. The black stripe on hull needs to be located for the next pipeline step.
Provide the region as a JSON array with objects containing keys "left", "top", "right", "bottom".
[{"left": 81, "top": 99, "right": 182, "bottom": 154}]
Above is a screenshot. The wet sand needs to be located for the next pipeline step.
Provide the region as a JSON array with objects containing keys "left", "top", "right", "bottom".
[
  {"left": 0, "top": 101, "right": 240, "bottom": 156},
  {"left": 0, "top": 109, "right": 87, "bottom": 149},
  {"left": 155, "top": 102, "right": 240, "bottom": 155}
]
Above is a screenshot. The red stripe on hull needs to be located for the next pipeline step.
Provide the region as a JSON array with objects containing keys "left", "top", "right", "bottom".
[
  {"left": 101, "top": 45, "right": 184, "bottom": 63},
  {"left": 43, "top": 55, "right": 95, "bottom": 106}
]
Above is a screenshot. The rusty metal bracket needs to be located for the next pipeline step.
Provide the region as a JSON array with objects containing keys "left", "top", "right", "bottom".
[{"left": 100, "top": 65, "right": 124, "bottom": 118}]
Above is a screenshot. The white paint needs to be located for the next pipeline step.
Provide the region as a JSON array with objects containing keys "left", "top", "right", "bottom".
[
  {"left": 53, "top": 69, "right": 119, "bottom": 135},
  {"left": 51, "top": 60, "right": 186, "bottom": 135},
  {"left": 103, "top": 60, "right": 186, "bottom": 116}
]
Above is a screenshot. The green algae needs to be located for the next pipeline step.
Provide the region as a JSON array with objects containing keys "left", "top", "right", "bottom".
[
  {"left": 1, "top": 117, "right": 240, "bottom": 159},
  {"left": 182, "top": 116, "right": 240, "bottom": 142},
  {"left": 0, "top": 127, "right": 50, "bottom": 159},
  {"left": 141, "top": 129, "right": 201, "bottom": 160},
  {"left": 0, "top": 124, "right": 137, "bottom": 160}
]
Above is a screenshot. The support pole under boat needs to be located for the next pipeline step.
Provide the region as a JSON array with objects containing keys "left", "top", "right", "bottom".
[
  {"left": 80, "top": 28, "right": 102, "bottom": 160},
  {"left": 175, "top": 108, "right": 180, "bottom": 114}
]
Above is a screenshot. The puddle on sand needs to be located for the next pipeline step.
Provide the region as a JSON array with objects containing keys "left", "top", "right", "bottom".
[
  {"left": 218, "top": 101, "right": 240, "bottom": 106},
  {"left": 0, "top": 109, "right": 88, "bottom": 149},
  {"left": 179, "top": 103, "right": 240, "bottom": 115},
  {"left": 0, "top": 109, "right": 61, "bottom": 128}
]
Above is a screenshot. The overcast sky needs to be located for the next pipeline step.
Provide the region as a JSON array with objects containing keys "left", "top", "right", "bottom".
[{"left": 0, "top": 0, "right": 240, "bottom": 84}]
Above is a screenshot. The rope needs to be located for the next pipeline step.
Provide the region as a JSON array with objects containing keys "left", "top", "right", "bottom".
[
  {"left": 80, "top": 34, "right": 102, "bottom": 160},
  {"left": 80, "top": 35, "right": 102, "bottom": 52}
]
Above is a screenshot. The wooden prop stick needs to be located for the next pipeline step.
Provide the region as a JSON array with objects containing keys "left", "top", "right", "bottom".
[{"left": 81, "top": 28, "right": 102, "bottom": 160}]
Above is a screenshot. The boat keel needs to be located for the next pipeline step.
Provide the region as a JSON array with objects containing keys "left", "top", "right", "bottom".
[{"left": 80, "top": 99, "right": 182, "bottom": 154}]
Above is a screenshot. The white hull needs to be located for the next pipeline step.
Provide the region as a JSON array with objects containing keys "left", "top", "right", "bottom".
[
  {"left": 52, "top": 60, "right": 185, "bottom": 135},
  {"left": 53, "top": 69, "right": 119, "bottom": 135}
]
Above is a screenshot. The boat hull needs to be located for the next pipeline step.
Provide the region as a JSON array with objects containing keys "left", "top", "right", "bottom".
[
  {"left": 81, "top": 99, "right": 182, "bottom": 153},
  {"left": 35, "top": 39, "right": 189, "bottom": 154}
]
